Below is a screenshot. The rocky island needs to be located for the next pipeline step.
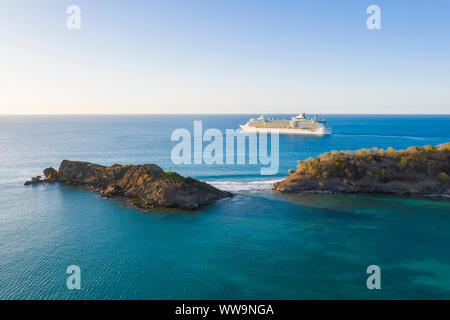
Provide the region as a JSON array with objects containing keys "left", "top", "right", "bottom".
[
  {"left": 274, "top": 143, "right": 450, "bottom": 196},
  {"left": 25, "top": 160, "right": 232, "bottom": 210}
]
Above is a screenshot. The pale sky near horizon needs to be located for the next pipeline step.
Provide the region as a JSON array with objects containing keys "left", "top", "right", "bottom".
[{"left": 0, "top": 0, "right": 449, "bottom": 115}]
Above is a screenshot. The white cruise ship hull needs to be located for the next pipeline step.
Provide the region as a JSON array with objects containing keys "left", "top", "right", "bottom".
[{"left": 240, "top": 124, "right": 331, "bottom": 135}]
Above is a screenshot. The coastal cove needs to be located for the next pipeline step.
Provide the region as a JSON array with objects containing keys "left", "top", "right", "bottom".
[{"left": 1, "top": 114, "right": 450, "bottom": 299}]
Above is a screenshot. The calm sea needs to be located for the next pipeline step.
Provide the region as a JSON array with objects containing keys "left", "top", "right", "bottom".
[{"left": 0, "top": 114, "right": 449, "bottom": 299}]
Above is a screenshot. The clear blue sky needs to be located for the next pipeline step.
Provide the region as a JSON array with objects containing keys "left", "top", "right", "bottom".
[{"left": 0, "top": 0, "right": 449, "bottom": 114}]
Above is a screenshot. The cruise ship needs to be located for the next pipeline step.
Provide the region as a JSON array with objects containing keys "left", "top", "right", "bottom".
[{"left": 240, "top": 113, "right": 331, "bottom": 135}]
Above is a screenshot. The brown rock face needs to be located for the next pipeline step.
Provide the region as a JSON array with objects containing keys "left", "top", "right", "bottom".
[
  {"left": 43, "top": 167, "right": 59, "bottom": 183},
  {"left": 274, "top": 143, "right": 450, "bottom": 196},
  {"left": 58, "top": 160, "right": 106, "bottom": 185},
  {"left": 26, "top": 160, "right": 232, "bottom": 210}
]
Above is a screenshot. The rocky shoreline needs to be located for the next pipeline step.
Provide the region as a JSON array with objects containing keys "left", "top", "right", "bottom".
[
  {"left": 274, "top": 143, "right": 450, "bottom": 196},
  {"left": 25, "top": 160, "right": 232, "bottom": 210},
  {"left": 24, "top": 143, "right": 450, "bottom": 211}
]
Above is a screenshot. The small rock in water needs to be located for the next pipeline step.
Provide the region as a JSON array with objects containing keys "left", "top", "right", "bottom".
[{"left": 24, "top": 176, "right": 42, "bottom": 185}]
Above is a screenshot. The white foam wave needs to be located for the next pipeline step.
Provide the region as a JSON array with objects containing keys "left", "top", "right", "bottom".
[{"left": 204, "top": 178, "right": 282, "bottom": 192}]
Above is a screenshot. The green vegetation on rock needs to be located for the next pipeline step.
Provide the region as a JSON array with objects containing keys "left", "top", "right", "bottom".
[
  {"left": 25, "top": 160, "right": 232, "bottom": 210},
  {"left": 274, "top": 143, "right": 450, "bottom": 196}
]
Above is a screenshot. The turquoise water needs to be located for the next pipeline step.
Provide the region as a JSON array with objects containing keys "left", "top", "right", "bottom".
[{"left": 0, "top": 115, "right": 450, "bottom": 299}]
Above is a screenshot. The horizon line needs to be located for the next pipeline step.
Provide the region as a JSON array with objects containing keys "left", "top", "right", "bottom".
[{"left": 1, "top": 113, "right": 449, "bottom": 116}]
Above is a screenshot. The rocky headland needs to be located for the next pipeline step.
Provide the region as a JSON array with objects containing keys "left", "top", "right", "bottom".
[
  {"left": 274, "top": 143, "right": 450, "bottom": 196},
  {"left": 25, "top": 160, "right": 232, "bottom": 210}
]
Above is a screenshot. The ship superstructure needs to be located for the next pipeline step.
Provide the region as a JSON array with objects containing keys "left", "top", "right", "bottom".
[{"left": 240, "top": 113, "right": 331, "bottom": 135}]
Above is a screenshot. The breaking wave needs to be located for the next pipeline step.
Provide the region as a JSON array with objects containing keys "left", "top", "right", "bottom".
[{"left": 204, "top": 178, "right": 282, "bottom": 192}]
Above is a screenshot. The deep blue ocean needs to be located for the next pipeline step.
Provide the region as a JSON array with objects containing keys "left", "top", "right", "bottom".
[{"left": 1, "top": 114, "right": 450, "bottom": 299}]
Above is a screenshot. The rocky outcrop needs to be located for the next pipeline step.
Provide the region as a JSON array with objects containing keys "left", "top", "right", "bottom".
[
  {"left": 43, "top": 167, "right": 59, "bottom": 183},
  {"left": 25, "top": 160, "right": 232, "bottom": 210},
  {"left": 274, "top": 143, "right": 450, "bottom": 196},
  {"left": 24, "top": 176, "right": 43, "bottom": 185},
  {"left": 25, "top": 168, "right": 59, "bottom": 185}
]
